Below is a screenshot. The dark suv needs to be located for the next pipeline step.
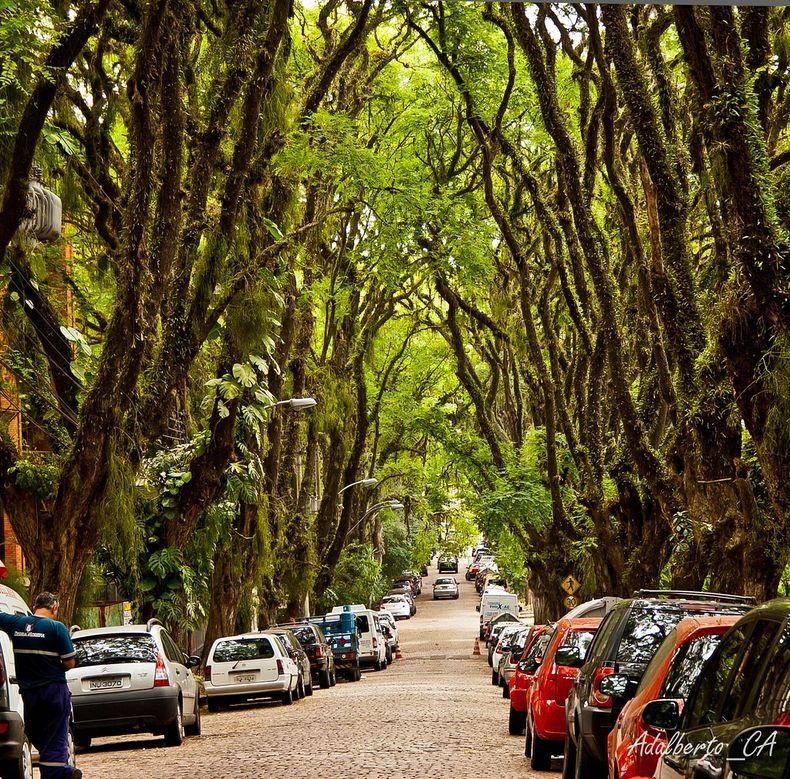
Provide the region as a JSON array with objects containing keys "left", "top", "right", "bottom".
[
  {"left": 562, "top": 589, "right": 756, "bottom": 779},
  {"left": 643, "top": 597, "right": 790, "bottom": 779},
  {"left": 275, "top": 622, "right": 336, "bottom": 689}
]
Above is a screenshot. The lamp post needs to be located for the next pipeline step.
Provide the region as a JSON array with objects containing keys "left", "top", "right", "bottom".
[
  {"left": 347, "top": 499, "right": 404, "bottom": 536},
  {"left": 338, "top": 477, "right": 377, "bottom": 495},
  {"left": 265, "top": 397, "right": 317, "bottom": 411}
]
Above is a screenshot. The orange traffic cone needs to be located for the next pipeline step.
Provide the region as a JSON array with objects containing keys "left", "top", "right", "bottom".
[
  {"left": 396, "top": 645, "right": 403, "bottom": 660},
  {"left": 473, "top": 637, "right": 481, "bottom": 656}
]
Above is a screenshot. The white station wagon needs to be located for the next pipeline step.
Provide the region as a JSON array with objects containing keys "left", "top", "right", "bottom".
[{"left": 203, "top": 632, "right": 300, "bottom": 710}]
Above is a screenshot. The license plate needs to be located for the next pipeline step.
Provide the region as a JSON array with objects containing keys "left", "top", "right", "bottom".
[
  {"left": 235, "top": 673, "right": 255, "bottom": 683},
  {"left": 89, "top": 677, "right": 122, "bottom": 690}
]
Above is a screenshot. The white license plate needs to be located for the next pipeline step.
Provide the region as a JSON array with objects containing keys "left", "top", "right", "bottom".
[
  {"left": 89, "top": 677, "right": 122, "bottom": 690},
  {"left": 235, "top": 673, "right": 255, "bottom": 683}
]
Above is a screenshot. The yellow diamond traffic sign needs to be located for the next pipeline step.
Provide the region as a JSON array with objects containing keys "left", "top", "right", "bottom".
[{"left": 561, "top": 575, "right": 581, "bottom": 595}]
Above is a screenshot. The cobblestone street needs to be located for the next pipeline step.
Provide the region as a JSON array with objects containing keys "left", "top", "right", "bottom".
[{"left": 76, "top": 562, "right": 558, "bottom": 778}]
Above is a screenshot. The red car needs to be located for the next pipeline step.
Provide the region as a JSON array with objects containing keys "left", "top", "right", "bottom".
[
  {"left": 607, "top": 614, "right": 739, "bottom": 779},
  {"left": 526, "top": 617, "right": 602, "bottom": 770},
  {"left": 507, "top": 625, "right": 550, "bottom": 736}
]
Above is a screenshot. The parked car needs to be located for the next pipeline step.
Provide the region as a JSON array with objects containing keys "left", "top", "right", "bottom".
[
  {"left": 379, "top": 594, "right": 411, "bottom": 620},
  {"left": 526, "top": 617, "right": 601, "bottom": 770},
  {"left": 275, "top": 621, "right": 336, "bottom": 689},
  {"left": 498, "top": 620, "right": 537, "bottom": 696},
  {"left": 68, "top": 619, "right": 202, "bottom": 748},
  {"left": 491, "top": 624, "right": 529, "bottom": 683},
  {"left": 203, "top": 631, "right": 300, "bottom": 710},
  {"left": 643, "top": 597, "right": 790, "bottom": 779},
  {"left": 508, "top": 625, "right": 551, "bottom": 736},
  {"left": 400, "top": 571, "right": 423, "bottom": 595},
  {"left": 432, "top": 577, "right": 459, "bottom": 600},
  {"left": 606, "top": 614, "right": 739, "bottom": 779},
  {"left": 330, "top": 605, "right": 388, "bottom": 671},
  {"left": 724, "top": 725, "right": 790, "bottom": 778},
  {"left": 438, "top": 556, "right": 459, "bottom": 573},
  {"left": 309, "top": 612, "right": 361, "bottom": 681},
  {"left": 376, "top": 610, "right": 399, "bottom": 656},
  {"left": 485, "top": 611, "right": 522, "bottom": 646},
  {"left": 390, "top": 580, "right": 413, "bottom": 597},
  {"left": 268, "top": 627, "right": 312, "bottom": 697},
  {"left": 562, "top": 589, "right": 756, "bottom": 779}
]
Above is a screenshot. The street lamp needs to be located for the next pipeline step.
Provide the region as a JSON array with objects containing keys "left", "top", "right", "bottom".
[
  {"left": 266, "top": 397, "right": 317, "bottom": 410},
  {"left": 347, "top": 499, "right": 404, "bottom": 536},
  {"left": 337, "top": 477, "right": 377, "bottom": 495}
]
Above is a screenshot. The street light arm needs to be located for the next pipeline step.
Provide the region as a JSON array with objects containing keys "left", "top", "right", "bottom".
[
  {"left": 346, "top": 500, "right": 404, "bottom": 536},
  {"left": 338, "top": 477, "right": 377, "bottom": 495}
]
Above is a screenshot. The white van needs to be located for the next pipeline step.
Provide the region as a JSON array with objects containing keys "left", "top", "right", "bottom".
[
  {"left": 477, "top": 590, "right": 519, "bottom": 639},
  {"left": 0, "top": 584, "right": 33, "bottom": 778},
  {"left": 330, "top": 605, "right": 387, "bottom": 670}
]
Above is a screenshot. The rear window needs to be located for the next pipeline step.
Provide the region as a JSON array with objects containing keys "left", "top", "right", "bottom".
[
  {"left": 212, "top": 637, "right": 275, "bottom": 662},
  {"left": 74, "top": 634, "right": 157, "bottom": 666},
  {"left": 356, "top": 615, "right": 370, "bottom": 632},
  {"left": 616, "top": 608, "right": 691, "bottom": 668},
  {"left": 659, "top": 633, "right": 725, "bottom": 699},
  {"left": 288, "top": 626, "right": 316, "bottom": 646}
]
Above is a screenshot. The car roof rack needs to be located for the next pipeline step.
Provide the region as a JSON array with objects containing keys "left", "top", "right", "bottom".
[
  {"left": 146, "top": 618, "right": 163, "bottom": 631},
  {"left": 633, "top": 589, "right": 757, "bottom": 605}
]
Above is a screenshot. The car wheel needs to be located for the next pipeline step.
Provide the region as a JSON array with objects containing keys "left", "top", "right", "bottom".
[
  {"left": 164, "top": 701, "right": 185, "bottom": 746},
  {"left": 319, "top": 669, "right": 332, "bottom": 688},
  {"left": 330, "top": 668, "right": 337, "bottom": 686},
  {"left": 524, "top": 716, "right": 532, "bottom": 757},
  {"left": 296, "top": 675, "right": 305, "bottom": 699},
  {"left": 73, "top": 733, "right": 91, "bottom": 750},
  {"left": 185, "top": 695, "right": 202, "bottom": 736},
  {"left": 354, "top": 666, "right": 362, "bottom": 682},
  {"left": 453, "top": 594, "right": 459, "bottom": 599},
  {"left": 374, "top": 659, "right": 382, "bottom": 671},
  {"left": 508, "top": 706, "right": 526, "bottom": 736},
  {"left": 530, "top": 725, "right": 552, "bottom": 771},
  {"left": 0, "top": 736, "right": 33, "bottom": 779},
  {"left": 491, "top": 669, "right": 499, "bottom": 686},
  {"left": 561, "top": 732, "right": 576, "bottom": 779},
  {"left": 281, "top": 684, "right": 294, "bottom": 705},
  {"left": 305, "top": 677, "right": 314, "bottom": 696},
  {"left": 502, "top": 681, "right": 510, "bottom": 699},
  {"left": 207, "top": 698, "right": 220, "bottom": 713}
]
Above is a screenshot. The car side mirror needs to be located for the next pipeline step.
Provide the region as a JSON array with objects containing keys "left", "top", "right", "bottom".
[
  {"left": 598, "top": 674, "right": 633, "bottom": 698},
  {"left": 726, "top": 725, "right": 790, "bottom": 779},
  {"left": 185, "top": 655, "right": 201, "bottom": 669},
  {"left": 642, "top": 699, "right": 681, "bottom": 732},
  {"left": 554, "top": 646, "right": 583, "bottom": 668}
]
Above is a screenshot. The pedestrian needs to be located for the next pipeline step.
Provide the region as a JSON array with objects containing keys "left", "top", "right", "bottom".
[{"left": 0, "top": 592, "right": 81, "bottom": 778}]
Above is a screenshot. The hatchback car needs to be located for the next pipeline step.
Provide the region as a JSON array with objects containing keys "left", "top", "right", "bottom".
[
  {"left": 380, "top": 594, "right": 411, "bottom": 620},
  {"left": 274, "top": 622, "right": 336, "bottom": 689},
  {"left": 526, "top": 617, "right": 601, "bottom": 770},
  {"left": 508, "top": 625, "right": 551, "bottom": 736},
  {"left": 68, "top": 619, "right": 201, "bottom": 748},
  {"left": 438, "top": 556, "right": 459, "bottom": 573},
  {"left": 563, "top": 589, "right": 755, "bottom": 779},
  {"left": 606, "top": 614, "right": 738, "bottom": 779},
  {"left": 203, "top": 632, "right": 300, "bottom": 710},
  {"left": 491, "top": 624, "right": 528, "bottom": 683},
  {"left": 433, "top": 577, "right": 459, "bottom": 600},
  {"left": 643, "top": 597, "right": 790, "bottom": 779},
  {"left": 268, "top": 627, "right": 313, "bottom": 697}
]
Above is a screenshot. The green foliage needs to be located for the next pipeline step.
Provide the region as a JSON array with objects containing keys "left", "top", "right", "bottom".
[
  {"left": 315, "top": 543, "right": 384, "bottom": 612},
  {"left": 8, "top": 456, "right": 60, "bottom": 498},
  {"left": 380, "top": 515, "right": 411, "bottom": 581}
]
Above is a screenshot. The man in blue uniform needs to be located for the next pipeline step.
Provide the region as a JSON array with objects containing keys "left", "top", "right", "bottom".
[{"left": 0, "top": 592, "right": 81, "bottom": 778}]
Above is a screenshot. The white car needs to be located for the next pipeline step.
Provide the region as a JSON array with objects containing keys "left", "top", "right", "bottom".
[
  {"left": 203, "top": 632, "right": 301, "bottom": 710},
  {"left": 379, "top": 594, "right": 411, "bottom": 620},
  {"left": 376, "top": 610, "right": 400, "bottom": 652},
  {"left": 432, "top": 577, "right": 459, "bottom": 600}
]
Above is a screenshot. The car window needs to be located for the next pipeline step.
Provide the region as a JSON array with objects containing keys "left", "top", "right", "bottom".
[
  {"left": 288, "top": 626, "right": 316, "bottom": 645},
  {"left": 212, "top": 637, "right": 275, "bottom": 662},
  {"left": 585, "top": 606, "right": 623, "bottom": 665},
  {"left": 74, "top": 634, "right": 157, "bottom": 666},
  {"left": 754, "top": 622, "right": 790, "bottom": 721},
  {"left": 522, "top": 633, "right": 551, "bottom": 673},
  {"left": 685, "top": 624, "right": 751, "bottom": 727},
  {"left": 563, "top": 628, "right": 598, "bottom": 661},
  {"left": 659, "top": 633, "right": 725, "bottom": 699},
  {"left": 616, "top": 607, "right": 688, "bottom": 668},
  {"left": 160, "top": 631, "right": 185, "bottom": 664},
  {"left": 356, "top": 615, "right": 370, "bottom": 632}
]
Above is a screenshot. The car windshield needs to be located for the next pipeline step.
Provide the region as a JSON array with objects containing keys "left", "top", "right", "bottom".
[
  {"left": 74, "top": 634, "right": 157, "bottom": 666},
  {"left": 212, "top": 637, "right": 275, "bottom": 662}
]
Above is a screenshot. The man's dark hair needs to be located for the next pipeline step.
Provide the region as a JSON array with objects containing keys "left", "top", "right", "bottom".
[{"left": 33, "top": 592, "right": 59, "bottom": 611}]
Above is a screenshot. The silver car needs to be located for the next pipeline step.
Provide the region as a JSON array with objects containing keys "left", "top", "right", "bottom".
[
  {"left": 68, "top": 619, "right": 201, "bottom": 749},
  {"left": 432, "top": 577, "right": 459, "bottom": 600},
  {"left": 203, "top": 632, "right": 300, "bottom": 710}
]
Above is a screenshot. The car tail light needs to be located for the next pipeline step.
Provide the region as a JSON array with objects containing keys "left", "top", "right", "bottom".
[
  {"left": 153, "top": 653, "right": 170, "bottom": 687},
  {"left": 314, "top": 645, "right": 324, "bottom": 659},
  {"left": 0, "top": 722, "right": 8, "bottom": 734},
  {"left": 590, "top": 666, "right": 614, "bottom": 707},
  {"left": 203, "top": 665, "right": 212, "bottom": 681},
  {"left": 372, "top": 636, "right": 378, "bottom": 649},
  {"left": 276, "top": 659, "right": 284, "bottom": 675}
]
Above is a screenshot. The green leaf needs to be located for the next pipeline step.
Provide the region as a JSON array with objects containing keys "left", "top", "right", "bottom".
[
  {"left": 232, "top": 363, "right": 257, "bottom": 388},
  {"left": 262, "top": 217, "right": 284, "bottom": 240}
]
